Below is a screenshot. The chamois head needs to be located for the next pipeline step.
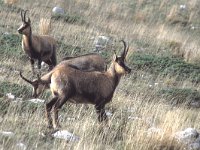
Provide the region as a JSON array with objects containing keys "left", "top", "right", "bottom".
[
  {"left": 17, "top": 10, "right": 31, "bottom": 35},
  {"left": 19, "top": 71, "right": 45, "bottom": 98},
  {"left": 111, "top": 40, "right": 131, "bottom": 75}
]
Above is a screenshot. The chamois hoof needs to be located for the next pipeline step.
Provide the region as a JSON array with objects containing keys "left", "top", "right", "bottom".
[{"left": 41, "top": 128, "right": 59, "bottom": 137}]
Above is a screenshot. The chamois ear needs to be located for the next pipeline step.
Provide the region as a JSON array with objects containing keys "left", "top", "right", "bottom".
[
  {"left": 112, "top": 53, "right": 118, "bottom": 61},
  {"left": 27, "top": 17, "right": 31, "bottom": 24}
]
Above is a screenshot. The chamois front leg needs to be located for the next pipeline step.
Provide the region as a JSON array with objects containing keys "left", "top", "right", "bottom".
[
  {"left": 37, "top": 57, "right": 42, "bottom": 70},
  {"left": 95, "top": 103, "right": 108, "bottom": 123},
  {"left": 30, "top": 58, "right": 35, "bottom": 74},
  {"left": 45, "top": 97, "right": 58, "bottom": 129}
]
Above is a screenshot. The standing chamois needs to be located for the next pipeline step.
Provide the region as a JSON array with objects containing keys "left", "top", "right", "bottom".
[
  {"left": 20, "top": 40, "right": 131, "bottom": 129},
  {"left": 20, "top": 53, "right": 106, "bottom": 98},
  {"left": 61, "top": 53, "right": 106, "bottom": 71},
  {"left": 18, "top": 10, "right": 57, "bottom": 73}
]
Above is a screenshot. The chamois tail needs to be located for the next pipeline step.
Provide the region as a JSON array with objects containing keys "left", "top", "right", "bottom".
[{"left": 40, "top": 69, "right": 54, "bottom": 83}]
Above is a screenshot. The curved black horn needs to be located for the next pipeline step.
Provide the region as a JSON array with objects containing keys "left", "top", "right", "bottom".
[
  {"left": 19, "top": 71, "right": 34, "bottom": 85},
  {"left": 125, "top": 42, "right": 129, "bottom": 58},
  {"left": 120, "top": 40, "right": 127, "bottom": 60},
  {"left": 24, "top": 10, "right": 29, "bottom": 22}
]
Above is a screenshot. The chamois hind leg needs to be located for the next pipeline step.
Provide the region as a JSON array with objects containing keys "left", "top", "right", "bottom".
[
  {"left": 52, "top": 96, "right": 68, "bottom": 129},
  {"left": 45, "top": 96, "right": 58, "bottom": 129},
  {"left": 95, "top": 102, "right": 108, "bottom": 123}
]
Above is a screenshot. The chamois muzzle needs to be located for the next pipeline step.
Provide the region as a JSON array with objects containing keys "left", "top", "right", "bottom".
[
  {"left": 17, "top": 28, "right": 23, "bottom": 34},
  {"left": 125, "top": 66, "right": 131, "bottom": 74}
]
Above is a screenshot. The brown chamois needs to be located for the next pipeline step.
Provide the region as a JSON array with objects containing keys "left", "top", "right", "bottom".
[
  {"left": 17, "top": 10, "right": 57, "bottom": 73},
  {"left": 20, "top": 40, "right": 131, "bottom": 129},
  {"left": 61, "top": 53, "right": 106, "bottom": 71},
  {"left": 20, "top": 53, "right": 106, "bottom": 98}
]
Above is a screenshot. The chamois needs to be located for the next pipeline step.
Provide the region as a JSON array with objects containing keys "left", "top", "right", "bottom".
[
  {"left": 20, "top": 40, "right": 131, "bottom": 129},
  {"left": 18, "top": 10, "right": 57, "bottom": 73},
  {"left": 61, "top": 53, "right": 106, "bottom": 71},
  {"left": 20, "top": 53, "right": 106, "bottom": 98}
]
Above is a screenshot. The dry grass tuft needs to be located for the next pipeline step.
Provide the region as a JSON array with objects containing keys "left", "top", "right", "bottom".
[
  {"left": 134, "top": 11, "right": 147, "bottom": 23},
  {"left": 39, "top": 18, "right": 51, "bottom": 35},
  {"left": 4, "top": 0, "right": 18, "bottom": 5}
]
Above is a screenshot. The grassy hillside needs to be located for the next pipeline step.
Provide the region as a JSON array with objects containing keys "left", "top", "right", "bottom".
[{"left": 1, "top": 0, "right": 200, "bottom": 149}]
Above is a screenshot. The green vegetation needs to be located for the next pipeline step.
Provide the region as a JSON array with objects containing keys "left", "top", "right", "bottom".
[
  {"left": 158, "top": 87, "right": 200, "bottom": 105},
  {"left": 131, "top": 53, "right": 200, "bottom": 83},
  {"left": 0, "top": 81, "right": 31, "bottom": 98},
  {"left": 0, "top": 33, "right": 22, "bottom": 58},
  {"left": 51, "top": 13, "right": 86, "bottom": 25}
]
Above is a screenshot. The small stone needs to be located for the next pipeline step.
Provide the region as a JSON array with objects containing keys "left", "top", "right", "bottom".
[
  {"left": 16, "top": 142, "right": 26, "bottom": 150},
  {"left": 180, "top": 5, "right": 186, "bottom": 10},
  {"left": 93, "top": 36, "right": 113, "bottom": 52},
  {"left": 189, "top": 142, "right": 200, "bottom": 150},
  {"left": 105, "top": 111, "right": 112, "bottom": 117},
  {"left": 52, "top": 7, "right": 65, "bottom": 15},
  {"left": 147, "top": 127, "right": 163, "bottom": 137},
  {"left": 175, "top": 128, "right": 199, "bottom": 145},
  {"left": 0, "top": 131, "right": 14, "bottom": 137},
  {"left": 190, "top": 101, "right": 200, "bottom": 108},
  {"left": 6, "top": 93, "right": 15, "bottom": 99},
  {"left": 28, "top": 98, "right": 45, "bottom": 104},
  {"left": 52, "top": 130, "right": 79, "bottom": 141}
]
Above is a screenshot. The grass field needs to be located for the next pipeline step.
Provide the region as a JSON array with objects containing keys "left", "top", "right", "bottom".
[{"left": 1, "top": 0, "right": 200, "bottom": 149}]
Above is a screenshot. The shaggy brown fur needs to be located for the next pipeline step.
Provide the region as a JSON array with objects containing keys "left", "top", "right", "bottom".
[
  {"left": 20, "top": 40, "right": 131, "bottom": 129},
  {"left": 20, "top": 53, "right": 106, "bottom": 98},
  {"left": 18, "top": 10, "right": 57, "bottom": 73}
]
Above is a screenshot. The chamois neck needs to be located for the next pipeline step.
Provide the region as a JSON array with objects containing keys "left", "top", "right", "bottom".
[
  {"left": 22, "top": 27, "right": 35, "bottom": 54},
  {"left": 22, "top": 27, "right": 32, "bottom": 42},
  {"left": 107, "top": 63, "right": 121, "bottom": 87},
  {"left": 22, "top": 26, "right": 32, "bottom": 37}
]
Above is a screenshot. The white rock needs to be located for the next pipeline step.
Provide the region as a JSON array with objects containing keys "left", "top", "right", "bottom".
[
  {"left": 41, "top": 61, "right": 47, "bottom": 67},
  {"left": 189, "top": 142, "right": 200, "bottom": 150},
  {"left": 16, "top": 142, "right": 26, "bottom": 150},
  {"left": 67, "top": 117, "right": 76, "bottom": 121},
  {"left": 127, "top": 107, "right": 135, "bottom": 113},
  {"left": 28, "top": 98, "right": 45, "bottom": 104},
  {"left": 93, "top": 36, "right": 113, "bottom": 52},
  {"left": 190, "top": 101, "right": 200, "bottom": 108},
  {"left": 128, "top": 116, "right": 141, "bottom": 120},
  {"left": 105, "top": 111, "right": 112, "bottom": 117},
  {"left": 52, "top": 130, "right": 79, "bottom": 142},
  {"left": 175, "top": 128, "right": 199, "bottom": 145},
  {"left": 147, "top": 127, "right": 163, "bottom": 137},
  {"left": 6, "top": 93, "right": 15, "bottom": 99},
  {"left": 180, "top": 5, "right": 186, "bottom": 10},
  {"left": 52, "top": 6, "right": 65, "bottom": 15},
  {"left": 149, "top": 84, "right": 153, "bottom": 87},
  {"left": 191, "top": 26, "right": 195, "bottom": 30},
  {"left": 154, "top": 83, "right": 159, "bottom": 86},
  {"left": 0, "top": 131, "right": 14, "bottom": 137},
  {"left": 4, "top": 32, "right": 10, "bottom": 35}
]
